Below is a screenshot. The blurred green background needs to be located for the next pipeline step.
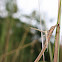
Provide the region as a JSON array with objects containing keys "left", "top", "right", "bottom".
[{"left": 0, "top": 0, "right": 62, "bottom": 62}]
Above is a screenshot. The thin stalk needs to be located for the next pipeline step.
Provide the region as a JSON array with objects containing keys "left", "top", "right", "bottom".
[
  {"left": 48, "top": 42, "right": 53, "bottom": 62},
  {"left": 38, "top": 0, "right": 45, "bottom": 61},
  {"left": 0, "top": 20, "right": 9, "bottom": 62},
  {"left": 1, "top": 20, "right": 11, "bottom": 62},
  {"left": 0, "top": 21, "right": 7, "bottom": 51},
  {"left": 4, "top": 20, "right": 11, "bottom": 62},
  {"left": 54, "top": 0, "right": 61, "bottom": 62}
]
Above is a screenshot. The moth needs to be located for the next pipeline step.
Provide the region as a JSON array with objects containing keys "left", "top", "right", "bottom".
[{"left": 31, "top": 24, "right": 58, "bottom": 62}]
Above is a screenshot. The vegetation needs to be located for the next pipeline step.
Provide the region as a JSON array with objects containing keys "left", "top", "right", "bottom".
[{"left": 0, "top": 0, "right": 61, "bottom": 62}]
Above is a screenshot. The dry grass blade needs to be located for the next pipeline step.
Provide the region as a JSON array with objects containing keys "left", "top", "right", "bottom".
[
  {"left": 54, "top": 24, "right": 60, "bottom": 62},
  {"left": 54, "top": 0, "right": 61, "bottom": 62},
  {"left": 31, "top": 27, "right": 46, "bottom": 33},
  {"left": 34, "top": 24, "right": 57, "bottom": 62},
  {"left": 38, "top": 0, "right": 45, "bottom": 61}
]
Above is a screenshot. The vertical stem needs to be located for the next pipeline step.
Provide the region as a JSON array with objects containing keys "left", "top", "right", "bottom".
[
  {"left": 48, "top": 42, "right": 53, "bottom": 62},
  {"left": 42, "top": 35, "right": 45, "bottom": 62},
  {"left": 4, "top": 20, "right": 11, "bottom": 62},
  {"left": 38, "top": 0, "right": 45, "bottom": 61},
  {"left": 0, "top": 21, "right": 7, "bottom": 62},
  {"left": 1, "top": 19, "right": 11, "bottom": 62},
  {"left": 0, "top": 21, "right": 7, "bottom": 52},
  {"left": 54, "top": 0, "right": 61, "bottom": 62}
]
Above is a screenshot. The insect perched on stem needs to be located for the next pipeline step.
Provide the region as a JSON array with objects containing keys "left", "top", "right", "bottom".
[{"left": 31, "top": 24, "right": 58, "bottom": 62}]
